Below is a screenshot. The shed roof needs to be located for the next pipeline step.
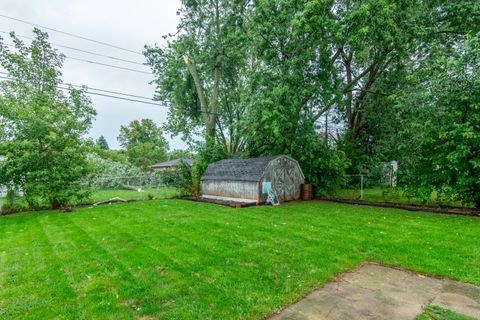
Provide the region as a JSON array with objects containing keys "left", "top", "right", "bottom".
[
  {"left": 201, "top": 155, "right": 281, "bottom": 182},
  {"left": 150, "top": 158, "right": 194, "bottom": 169}
]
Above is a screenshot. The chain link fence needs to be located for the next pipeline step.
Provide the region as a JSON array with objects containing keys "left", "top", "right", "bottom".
[
  {"left": 78, "top": 173, "right": 183, "bottom": 204},
  {"left": 332, "top": 161, "right": 400, "bottom": 201},
  {"left": 334, "top": 173, "right": 401, "bottom": 202},
  {"left": 1, "top": 172, "right": 184, "bottom": 214},
  {"left": 82, "top": 175, "right": 168, "bottom": 191}
]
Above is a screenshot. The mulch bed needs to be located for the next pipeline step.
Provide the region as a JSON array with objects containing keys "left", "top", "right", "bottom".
[{"left": 318, "top": 197, "right": 480, "bottom": 217}]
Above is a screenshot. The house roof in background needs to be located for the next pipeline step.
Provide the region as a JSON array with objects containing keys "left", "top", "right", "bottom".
[
  {"left": 150, "top": 158, "right": 194, "bottom": 169},
  {"left": 201, "top": 155, "right": 282, "bottom": 182}
]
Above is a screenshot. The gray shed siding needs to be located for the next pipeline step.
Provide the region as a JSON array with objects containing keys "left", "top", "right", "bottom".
[
  {"left": 200, "top": 155, "right": 305, "bottom": 202},
  {"left": 201, "top": 180, "right": 259, "bottom": 200},
  {"left": 263, "top": 157, "right": 304, "bottom": 201}
]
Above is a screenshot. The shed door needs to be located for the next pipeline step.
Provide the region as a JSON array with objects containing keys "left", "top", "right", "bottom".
[
  {"left": 271, "top": 157, "right": 296, "bottom": 201},
  {"left": 282, "top": 159, "right": 297, "bottom": 201}
]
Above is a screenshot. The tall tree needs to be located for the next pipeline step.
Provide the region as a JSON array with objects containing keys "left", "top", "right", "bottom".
[
  {"left": 117, "top": 119, "right": 169, "bottom": 170},
  {"left": 145, "top": 0, "right": 250, "bottom": 151},
  {"left": 0, "top": 29, "right": 96, "bottom": 209},
  {"left": 246, "top": 0, "right": 480, "bottom": 169}
]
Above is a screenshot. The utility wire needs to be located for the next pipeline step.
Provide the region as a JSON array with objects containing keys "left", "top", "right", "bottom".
[
  {"left": 0, "top": 13, "right": 143, "bottom": 55},
  {"left": 0, "top": 30, "right": 146, "bottom": 66},
  {"left": 0, "top": 74, "right": 218, "bottom": 114},
  {"left": 0, "top": 72, "right": 165, "bottom": 107},
  {"left": 64, "top": 90, "right": 164, "bottom": 106},
  {"left": 1, "top": 43, "right": 151, "bottom": 74},
  {"left": 67, "top": 84, "right": 156, "bottom": 100},
  {"left": 66, "top": 56, "right": 151, "bottom": 74},
  {"left": 0, "top": 71, "right": 154, "bottom": 100}
]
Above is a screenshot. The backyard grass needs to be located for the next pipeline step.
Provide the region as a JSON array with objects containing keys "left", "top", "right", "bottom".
[
  {"left": 0, "top": 200, "right": 479, "bottom": 319},
  {"left": 1, "top": 187, "right": 182, "bottom": 213},
  {"left": 88, "top": 187, "right": 182, "bottom": 203},
  {"left": 416, "top": 305, "right": 476, "bottom": 320},
  {"left": 333, "top": 187, "right": 471, "bottom": 208}
]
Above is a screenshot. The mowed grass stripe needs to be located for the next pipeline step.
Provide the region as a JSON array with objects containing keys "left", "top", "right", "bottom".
[
  {"left": 80, "top": 205, "right": 354, "bottom": 318},
  {"left": 0, "top": 200, "right": 479, "bottom": 319},
  {"left": 39, "top": 213, "right": 137, "bottom": 320},
  {"left": 77, "top": 200, "right": 480, "bottom": 318},
  {"left": 77, "top": 203, "right": 264, "bottom": 318},
  {"left": 0, "top": 215, "right": 78, "bottom": 319},
  {"left": 68, "top": 207, "right": 203, "bottom": 317},
  {"left": 61, "top": 213, "right": 164, "bottom": 318}
]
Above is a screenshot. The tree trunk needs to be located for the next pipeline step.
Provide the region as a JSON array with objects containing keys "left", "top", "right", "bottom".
[
  {"left": 182, "top": 54, "right": 215, "bottom": 138},
  {"left": 51, "top": 198, "right": 61, "bottom": 209}
]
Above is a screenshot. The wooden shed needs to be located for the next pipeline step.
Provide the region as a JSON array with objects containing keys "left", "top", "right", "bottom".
[{"left": 201, "top": 155, "right": 305, "bottom": 203}]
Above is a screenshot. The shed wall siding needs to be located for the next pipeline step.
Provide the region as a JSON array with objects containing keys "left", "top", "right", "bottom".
[
  {"left": 264, "top": 157, "right": 305, "bottom": 201},
  {"left": 201, "top": 180, "right": 259, "bottom": 200}
]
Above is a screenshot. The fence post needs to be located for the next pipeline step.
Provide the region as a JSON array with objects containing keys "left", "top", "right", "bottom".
[
  {"left": 360, "top": 174, "right": 364, "bottom": 200},
  {"left": 0, "top": 185, "right": 4, "bottom": 213}
]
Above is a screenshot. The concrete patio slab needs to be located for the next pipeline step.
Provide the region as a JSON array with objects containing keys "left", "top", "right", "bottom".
[{"left": 269, "top": 263, "right": 480, "bottom": 320}]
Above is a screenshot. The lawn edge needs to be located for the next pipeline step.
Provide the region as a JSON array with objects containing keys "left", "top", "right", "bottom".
[
  {"left": 319, "top": 198, "right": 480, "bottom": 217},
  {"left": 261, "top": 260, "right": 479, "bottom": 320}
]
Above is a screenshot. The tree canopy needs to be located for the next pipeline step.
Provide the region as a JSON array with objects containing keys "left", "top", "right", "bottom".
[
  {"left": 0, "top": 29, "right": 96, "bottom": 208},
  {"left": 117, "top": 119, "right": 169, "bottom": 170},
  {"left": 146, "top": 0, "right": 480, "bottom": 206}
]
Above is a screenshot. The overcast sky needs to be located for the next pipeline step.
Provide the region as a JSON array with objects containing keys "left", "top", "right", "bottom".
[{"left": 0, "top": 0, "right": 185, "bottom": 150}]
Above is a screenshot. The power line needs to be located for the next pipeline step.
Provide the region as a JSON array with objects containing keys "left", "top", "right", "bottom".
[
  {"left": 0, "top": 74, "right": 218, "bottom": 114},
  {"left": 0, "top": 73, "right": 219, "bottom": 115},
  {"left": 65, "top": 90, "right": 164, "bottom": 106},
  {"left": 0, "top": 71, "right": 154, "bottom": 100},
  {"left": 66, "top": 56, "right": 151, "bottom": 74},
  {"left": 0, "top": 13, "right": 143, "bottom": 55},
  {"left": 0, "top": 30, "right": 146, "bottom": 66},
  {"left": 68, "top": 84, "right": 155, "bottom": 101},
  {"left": 1, "top": 43, "right": 151, "bottom": 74},
  {"left": 0, "top": 72, "right": 166, "bottom": 107}
]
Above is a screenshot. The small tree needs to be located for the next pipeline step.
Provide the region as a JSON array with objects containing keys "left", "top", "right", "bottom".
[
  {"left": 0, "top": 29, "right": 96, "bottom": 209},
  {"left": 96, "top": 136, "right": 109, "bottom": 150},
  {"left": 117, "top": 119, "right": 169, "bottom": 170},
  {"left": 164, "top": 138, "right": 227, "bottom": 196}
]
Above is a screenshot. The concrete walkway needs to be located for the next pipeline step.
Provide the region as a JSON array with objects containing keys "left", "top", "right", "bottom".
[{"left": 269, "top": 263, "right": 480, "bottom": 320}]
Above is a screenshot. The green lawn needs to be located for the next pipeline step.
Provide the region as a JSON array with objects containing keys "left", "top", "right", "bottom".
[
  {"left": 88, "top": 188, "right": 182, "bottom": 203},
  {"left": 1, "top": 187, "right": 182, "bottom": 213},
  {"left": 333, "top": 187, "right": 471, "bottom": 208},
  {"left": 0, "top": 200, "right": 479, "bottom": 319},
  {"left": 416, "top": 305, "right": 476, "bottom": 320}
]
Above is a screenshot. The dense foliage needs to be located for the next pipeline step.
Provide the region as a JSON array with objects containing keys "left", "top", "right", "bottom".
[
  {"left": 145, "top": 0, "right": 249, "bottom": 151},
  {"left": 117, "top": 119, "right": 169, "bottom": 171},
  {"left": 1, "top": 2, "right": 478, "bottom": 208},
  {"left": 0, "top": 29, "right": 96, "bottom": 208},
  {"left": 164, "top": 138, "right": 228, "bottom": 195},
  {"left": 146, "top": 0, "right": 480, "bottom": 205},
  {"left": 85, "top": 154, "right": 163, "bottom": 190},
  {"left": 397, "top": 34, "right": 480, "bottom": 208}
]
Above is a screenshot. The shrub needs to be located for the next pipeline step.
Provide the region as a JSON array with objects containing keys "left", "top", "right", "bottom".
[{"left": 164, "top": 139, "right": 228, "bottom": 196}]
